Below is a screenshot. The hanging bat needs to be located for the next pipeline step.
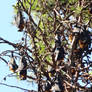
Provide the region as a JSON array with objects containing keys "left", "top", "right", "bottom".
[
  {"left": 13, "top": 3, "right": 25, "bottom": 32},
  {"left": 8, "top": 53, "right": 18, "bottom": 72},
  {"left": 16, "top": 55, "right": 27, "bottom": 80},
  {"left": 53, "top": 34, "right": 65, "bottom": 61}
]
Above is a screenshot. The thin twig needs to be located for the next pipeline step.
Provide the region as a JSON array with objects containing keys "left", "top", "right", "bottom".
[{"left": 0, "top": 82, "right": 33, "bottom": 91}]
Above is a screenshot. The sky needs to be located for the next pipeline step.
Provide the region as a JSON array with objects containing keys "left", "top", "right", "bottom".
[{"left": 0, "top": 0, "right": 37, "bottom": 92}]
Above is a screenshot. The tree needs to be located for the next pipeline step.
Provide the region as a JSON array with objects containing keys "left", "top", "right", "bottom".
[{"left": 0, "top": 0, "right": 92, "bottom": 92}]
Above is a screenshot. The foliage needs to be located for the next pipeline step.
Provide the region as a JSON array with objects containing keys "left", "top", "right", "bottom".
[{"left": 0, "top": 0, "right": 92, "bottom": 92}]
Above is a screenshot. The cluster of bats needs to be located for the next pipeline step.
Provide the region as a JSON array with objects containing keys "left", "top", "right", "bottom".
[{"left": 44, "top": 25, "right": 91, "bottom": 91}]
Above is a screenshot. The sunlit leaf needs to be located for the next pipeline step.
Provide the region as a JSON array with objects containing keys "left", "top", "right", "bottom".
[
  {"left": 75, "top": 6, "right": 82, "bottom": 14},
  {"left": 31, "top": 0, "right": 38, "bottom": 10}
]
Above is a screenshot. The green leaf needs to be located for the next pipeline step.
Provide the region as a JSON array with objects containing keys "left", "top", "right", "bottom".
[
  {"left": 70, "top": 6, "right": 76, "bottom": 11},
  {"left": 60, "top": 0, "right": 67, "bottom": 3},
  {"left": 36, "top": 41, "right": 45, "bottom": 54},
  {"left": 39, "top": 21, "right": 44, "bottom": 30},
  {"left": 46, "top": 55, "right": 52, "bottom": 62},
  {"left": 31, "top": 0, "right": 38, "bottom": 10},
  {"left": 89, "top": 71, "right": 92, "bottom": 75},
  {"left": 68, "top": 0, "right": 78, "bottom": 4},
  {"left": 75, "top": 6, "right": 82, "bottom": 14},
  {"left": 12, "top": 4, "right": 18, "bottom": 14},
  {"left": 82, "top": 10, "right": 90, "bottom": 25}
]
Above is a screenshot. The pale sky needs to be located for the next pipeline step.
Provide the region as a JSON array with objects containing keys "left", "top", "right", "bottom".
[{"left": 0, "top": 0, "right": 37, "bottom": 92}]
